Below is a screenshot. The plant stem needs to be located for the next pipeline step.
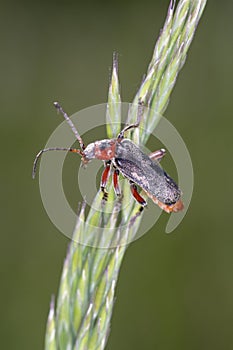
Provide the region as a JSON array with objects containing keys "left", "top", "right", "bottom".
[{"left": 44, "top": 1, "right": 207, "bottom": 349}]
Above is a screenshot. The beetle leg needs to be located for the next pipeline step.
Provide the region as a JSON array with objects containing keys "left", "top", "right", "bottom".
[
  {"left": 117, "top": 122, "right": 139, "bottom": 141},
  {"left": 130, "top": 181, "right": 147, "bottom": 207},
  {"left": 128, "top": 181, "right": 147, "bottom": 226},
  {"left": 149, "top": 148, "right": 166, "bottom": 162},
  {"left": 100, "top": 161, "right": 111, "bottom": 201},
  {"left": 117, "top": 99, "right": 144, "bottom": 141},
  {"left": 112, "top": 168, "right": 121, "bottom": 197},
  {"left": 129, "top": 206, "right": 145, "bottom": 227}
]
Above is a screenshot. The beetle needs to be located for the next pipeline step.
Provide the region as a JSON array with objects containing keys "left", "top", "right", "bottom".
[{"left": 32, "top": 101, "right": 183, "bottom": 215}]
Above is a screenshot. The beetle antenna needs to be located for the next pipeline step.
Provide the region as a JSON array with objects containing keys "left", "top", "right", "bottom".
[
  {"left": 32, "top": 147, "right": 82, "bottom": 179},
  {"left": 53, "top": 102, "right": 85, "bottom": 150}
]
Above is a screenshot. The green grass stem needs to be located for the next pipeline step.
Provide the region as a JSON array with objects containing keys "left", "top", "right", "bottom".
[{"left": 44, "top": 1, "right": 207, "bottom": 349}]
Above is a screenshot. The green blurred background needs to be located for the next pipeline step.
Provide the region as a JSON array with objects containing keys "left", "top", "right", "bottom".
[{"left": 1, "top": 0, "right": 233, "bottom": 349}]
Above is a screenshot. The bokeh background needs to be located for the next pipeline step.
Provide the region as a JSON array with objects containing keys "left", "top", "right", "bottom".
[{"left": 1, "top": 0, "right": 233, "bottom": 349}]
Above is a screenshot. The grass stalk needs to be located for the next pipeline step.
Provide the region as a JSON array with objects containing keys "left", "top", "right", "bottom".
[{"left": 44, "top": 1, "right": 207, "bottom": 349}]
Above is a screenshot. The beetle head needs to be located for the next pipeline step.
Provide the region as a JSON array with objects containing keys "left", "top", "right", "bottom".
[{"left": 82, "top": 142, "right": 95, "bottom": 163}]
